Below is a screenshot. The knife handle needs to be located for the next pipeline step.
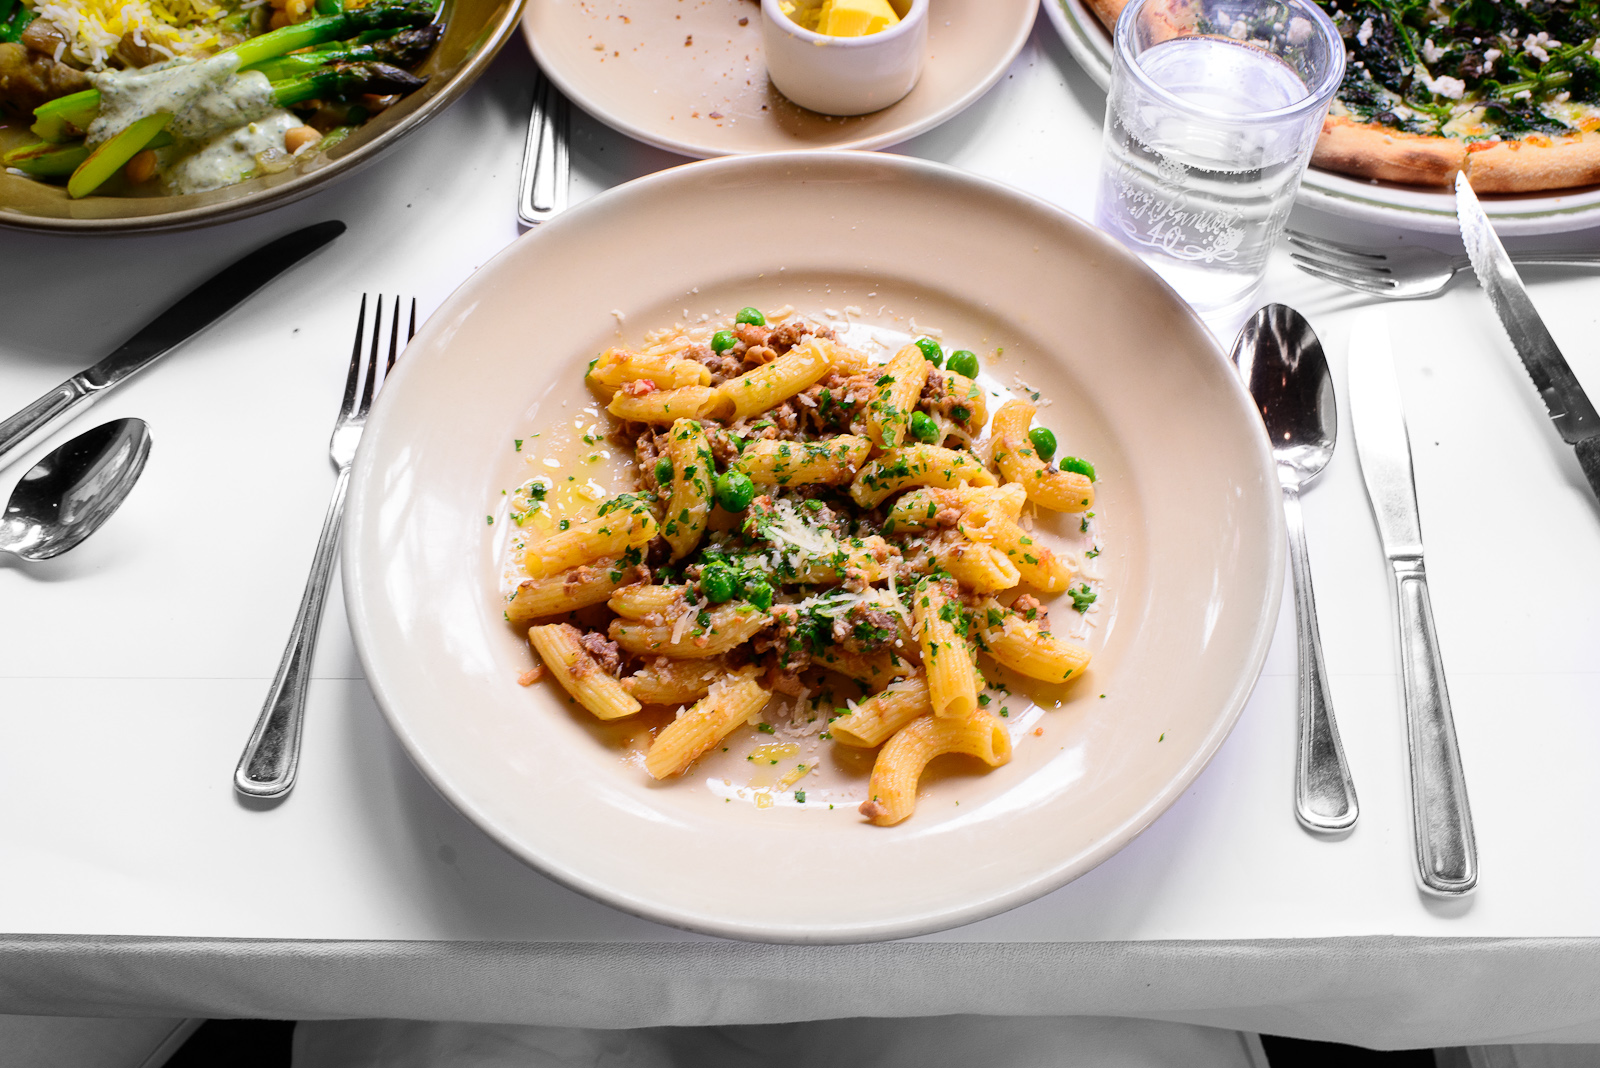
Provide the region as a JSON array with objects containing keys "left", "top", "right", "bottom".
[
  {"left": 0, "top": 375, "right": 97, "bottom": 473},
  {"left": 1391, "top": 558, "right": 1477, "bottom": 895},
  {"left": 1575, "top": 438, "right": 1600, "bottom": 503}
]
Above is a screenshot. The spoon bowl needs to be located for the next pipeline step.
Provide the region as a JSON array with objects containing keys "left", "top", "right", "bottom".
[
  {"left": 1233, "top": 304, "right": 1337, "bottom": 487},
  {"left": 0, "top": 419, "right": 152, "bottom": 561},
  {"left": 1231, "top": 305, "right": 1357, "bottom": 834}
]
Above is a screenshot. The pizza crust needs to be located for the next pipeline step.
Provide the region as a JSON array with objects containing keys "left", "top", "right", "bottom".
[
  {"left": 1310, "top": 115, "right": 1466, "bottom": 187},
  {"left": 1465, "top": 133, "right": 1600, "bottom": 194},
  {"left": 1082, "top": 0, "right": 1133, "bottom": 33}
]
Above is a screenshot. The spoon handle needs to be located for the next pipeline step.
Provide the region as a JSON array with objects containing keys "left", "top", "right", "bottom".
[
  {"left": 1283, "top": 483, "right": 1359, "bottom": 833},
  {"left": 234, "top": 467, "right": 349, "bottom": 799}
]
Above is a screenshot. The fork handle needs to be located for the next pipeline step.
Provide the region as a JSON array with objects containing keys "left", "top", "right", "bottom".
[
  {"left": 1507, "top": 252, "right": 1600, "bottom": 269},
  {"left": 1284, "top": 483, "right": 1359, "bottom": 833},
  {"left": 234, "top": 466, "right": 350, "bottom": 799},
  {"left": 517, "top": 69, "right": 570, "bottom": 227}
]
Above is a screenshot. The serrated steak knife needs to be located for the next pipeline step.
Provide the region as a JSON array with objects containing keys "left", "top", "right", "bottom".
[
  {"left": 1456, "top": 173, "right": 1600, "bottom": 500},
  {"left": 0, "top": 220, "right": 345, "bottom": 472},
  {"left": 1348, "top": 312, "right": 1478, "bottom": 896}
]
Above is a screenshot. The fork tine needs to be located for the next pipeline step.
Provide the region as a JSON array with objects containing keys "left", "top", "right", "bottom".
[
  {"left": 386, "top": 297, "right": 404, "bottom": 372},
  {"left": 341, "top": 294, "right": 369, "bottom": 418},
  {"left": 1289, "top": 252, "right": 1396, "bottom": 283},
  {"left": 408, "top": 298, "right": 417, "bottom": 342},
  {"left": 357, "top": 295, "right": 384, "bottom": 419},
  {"left": 1291, "top": 260, "right": 1397, "bottom": 295},
  {"left": 1285, "top": 230, "right": 1389, "bottom": 264}
]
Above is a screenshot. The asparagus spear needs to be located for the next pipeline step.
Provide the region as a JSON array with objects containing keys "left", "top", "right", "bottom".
[
  {"left": 244, "top": 24, "right": 439, "bottom": 82},
  {"left": 2, "top": 141, "right": 90, "bottom": 177},
  {"left": 66, "top": 112, "right": 171, "bottom": 198},
  {"left": 31, "top": 0, "right": 437, "bottom": 141},
  {"left": 3, "top": 129, "right": 173, "bottom": 175},
  {"left": 63, "top": 61, "right": 425, "bottom": 197}
]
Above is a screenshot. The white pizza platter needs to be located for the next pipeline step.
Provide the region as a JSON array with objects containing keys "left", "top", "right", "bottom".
[{"left": 1042, "top": 0, "right": 1600, "bottom": 236}]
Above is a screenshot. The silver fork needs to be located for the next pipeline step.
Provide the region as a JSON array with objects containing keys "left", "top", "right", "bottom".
[
  {"left": 235, "top": 294, "right": 416, "bottom": 799},
  {"left": 1286, "top": 230, "right": 1600, "bottom": 299},
  {"left": 517, "top": 66, "right": 570, "bottom": 227}
]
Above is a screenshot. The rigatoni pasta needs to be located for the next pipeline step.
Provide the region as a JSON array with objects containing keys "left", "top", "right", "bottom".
[{"left": 499, "top": 307, "right": 1104, "bottom": 826}]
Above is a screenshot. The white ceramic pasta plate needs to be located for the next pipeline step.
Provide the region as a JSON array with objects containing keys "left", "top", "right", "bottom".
[
  {"left": 343, "top": 151, "right": 1285, "bottom": 943},
  {"left": 521, "top": 0, "right": 1038, "bottom": 158},
  {"left": 1042, "top": 0, "right": 1600, "bottom": 236}
]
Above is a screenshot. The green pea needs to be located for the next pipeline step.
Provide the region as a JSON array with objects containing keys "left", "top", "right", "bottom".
[
  {"left": 1028, "top": 426, "right": 1057, "bottom": 462},
  {"left": 735, "top": 307, "right": 765, "bottom": 326},
  {"left": 653, "top": 457, "right": 674, "bottom": 485},
  {"left": 700, "top": 563, "right": 736, "bottom": 604},
  {"left": 744, "top": 579, "right": 774, "bottom": 611},
  {"left": 947, "top": 350, "right": 979, "bottom": 378},
  {"left": 711, "top": 329, "right": 737, "bottom": 353},
  {"left": 715, "top": 469, "right": 755, "bottom": 512},
  {"left": 1060, "top": 456, "right": 1096, "bottom": 481},
  {"left": 909, "top": 410, "right": 940, "bottom": 444},
  {"left": 914, "top": 337, "right": 943, "bottom": 366}
]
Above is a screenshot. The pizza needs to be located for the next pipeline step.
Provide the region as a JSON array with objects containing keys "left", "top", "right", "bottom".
[{"left": 1083, "top": 0, "right": 1600, "bottom": 193}]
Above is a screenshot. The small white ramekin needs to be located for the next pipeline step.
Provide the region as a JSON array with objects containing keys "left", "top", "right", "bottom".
[{"left": 760, "top": 0, "right": 929, "bottom": 117}]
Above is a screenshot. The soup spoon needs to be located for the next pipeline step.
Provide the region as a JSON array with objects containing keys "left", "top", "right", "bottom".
[
  {"left": 1231, "top": 305, "right": 1358, "bottom": 834},
  {"left": 0, "top": 418, "right": 152, "bottom": 561}
]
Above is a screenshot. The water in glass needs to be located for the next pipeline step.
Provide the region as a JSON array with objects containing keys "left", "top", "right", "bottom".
[{"left": 1096, "top": 36, "right": 1312, "bottom": 319}]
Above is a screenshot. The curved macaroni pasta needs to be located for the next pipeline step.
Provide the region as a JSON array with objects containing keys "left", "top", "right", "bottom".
[
  {"left": 610, "top": 603, "right": 771, "bottom": 658},
  {"left": 992, "top": 399, "right": 1095, "bottom": 513},
  {"left": 867, "top": 344, "right": 933, "bottom": 449},
  {"left": 976, "top": 601, "right": 1091, "bottom": 685},
  {"left": 717, "top": 338, "right": 837, "bottom": 421},
  {"left": 860, "top": 710, "right": 1012, "bottom": 826},
  {"left": 647, "top": 668, "right": 771, "bottom": 779},
  {"left": 661, "top": 419, "right": 715, "bottom": 560},
  {"left": 850, "top": 444, "right": 997, "bottom": 508},
  {"left": 588, "top": 348, "right": 712, "bottom": 391},
  {"left": 914, "top": 579, "right": 980, "bottom": 719},
  {"left": 528, "top": 623, "right": 641, "bottom": 721},
  {"left": 521, "top": 499, "right": 658, "bottom": 581},
  {"left": 507, "top": 557, "right": 632, "bottom": 629},
  {"left": 831, "top": 674, "right": 931, "bottom": 748},
  {"left": 958, "top": 500, "right": 1073, "bottom": 594},
  {"left": 734, "top": 435, "right": 872, "bottom": 486},
  {"left": 608, "top": 385, "right": 729, "bottom": 424},
  {"left": 623, "top": 657, "right": 728, "bottom": 705}
]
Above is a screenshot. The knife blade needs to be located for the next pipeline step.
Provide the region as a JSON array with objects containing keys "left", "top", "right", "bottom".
[
  {"left": 1348, "top": 311, "right": 1478, "bottom": 897},
  {"left": 0, "top": 219, "right": 345, "bottom": 472},
  {"left": 1456, "top": 173, "right": 1600, "bottom": 499}
]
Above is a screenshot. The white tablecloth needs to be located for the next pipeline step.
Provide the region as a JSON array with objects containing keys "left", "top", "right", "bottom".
[{"left": 2, "top": 17, "right": 1598, "bottom": 1050}]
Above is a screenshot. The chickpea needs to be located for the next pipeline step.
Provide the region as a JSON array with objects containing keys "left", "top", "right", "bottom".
[
  {"left": 124, "top": 150, "right": 157, "bottom": 184},
  {"left": 284, "top": 125, "right": 321, "bottom": 155}
]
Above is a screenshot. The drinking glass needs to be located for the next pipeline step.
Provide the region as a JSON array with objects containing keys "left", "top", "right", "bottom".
[{"left": 1094, "top": 0, "right": 1344, "bottom": 327}]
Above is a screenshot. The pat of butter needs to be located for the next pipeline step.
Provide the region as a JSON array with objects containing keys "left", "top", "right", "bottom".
[{"left": 817, "top": 0, "right": 900, "bottom": 35}]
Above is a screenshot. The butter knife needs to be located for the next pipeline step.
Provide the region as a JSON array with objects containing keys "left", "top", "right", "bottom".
[
  {"left": 1348, "top": 312, "right": 1477, "bottom": 896},
  {"left": 1456, "top": 173, "right": 1600, "bottom": 499},
  {"left": 0, "top": 220, "right": 345, "bottom": 472}
]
